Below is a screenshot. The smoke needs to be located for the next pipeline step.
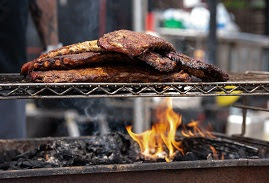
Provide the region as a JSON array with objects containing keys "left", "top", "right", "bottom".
[
  {"left": 51, "top": 98, "right": 133, "bottom": 136},
  {"left": 58, "top": 0, "right": 100, "bottom": 44}
]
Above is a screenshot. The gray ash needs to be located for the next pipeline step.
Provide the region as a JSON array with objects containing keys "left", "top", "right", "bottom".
[{"left": 0, "top": 133, "right": 138, "bottom": 170}]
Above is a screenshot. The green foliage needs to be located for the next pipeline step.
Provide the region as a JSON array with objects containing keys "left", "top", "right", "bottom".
[
  {"left": 221, "top": 0, "right": 247, "bottom": 9},
  {"left": 221, "top": 0, "right": 266, "bottom": 9}
]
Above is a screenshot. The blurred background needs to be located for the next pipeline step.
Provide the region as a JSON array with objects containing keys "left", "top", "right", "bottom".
[{"left": 3, "top": 0, "right": 269, "bottom": 140}]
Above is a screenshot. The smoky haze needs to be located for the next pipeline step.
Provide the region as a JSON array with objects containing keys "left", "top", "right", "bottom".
[{"left": 57, "top": 0, "right": 132, "bottom": 45}]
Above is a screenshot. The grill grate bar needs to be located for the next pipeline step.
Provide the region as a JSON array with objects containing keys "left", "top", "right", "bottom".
[{"left": 0, "top": 73, "right": 268, "bottom": 99}]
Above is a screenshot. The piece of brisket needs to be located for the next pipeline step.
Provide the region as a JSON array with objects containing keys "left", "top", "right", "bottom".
[
  {"left": 21, "top": 29, "right": 229, "bottom": 83},
  {"left": 98, "top": 30, "right": 229, "bottom": 81},
  {"left": 30, "top": 64, "right": 191, "bottom": 83},
  {"left": 98, "top": 29, "right": 176, "bottom": 58},
  {"left": 21, "top": 52, "right": 133, "bottom": 75},
  {"left": 167, "top": 52, "right": 229, "bottom": 82}
]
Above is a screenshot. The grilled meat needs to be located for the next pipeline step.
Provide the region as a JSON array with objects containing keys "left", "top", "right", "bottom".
[
  {"left": 21, "top": 51, "right": 178, "bottom": 75},
  {"left": 21, "top": 29, "right": 229, "bottom": 83},
  {"left": 167, "top": 52, "right": 229, "bottom": 82},
  {"left": 98, "top": 30, "right": 229, "bottom": 81},
  {"left": 30, "top": 64, "right": 191, "bottom": 83},
  {"left": 21, "top": 40, "right": 102, "bottom": 75},
  {"left": 98, "top": 29, "right": 176, "bottom": 58},
  {"left": 37, "top": 40, "right": 101, "bottom": 60},
  {"left": 21, "top": 60, "right": 34, "bottom": 76},
  {"left": 21, "top": 52, "right": 132, "bottom": 75},
  {"left": 138, "top": 51, "right": 177, "bottom": 72}
]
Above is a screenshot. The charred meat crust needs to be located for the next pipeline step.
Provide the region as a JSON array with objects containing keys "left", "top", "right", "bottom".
[
  {"left": 21, "top": 51, "right": 178, "bottom": 75},
  {"left": 21, "top": 40, "right": 101, "bottom": 75},
  {"left": 137, "top": 51, "right": 177, "bottom": 72},
  {"left": 97, "top": 30, "right": 176, "bottom": 58},
  {"left": 30, "top": 64, "right": 191, "bottom": 83},
  {"left": 21, "top": 61, "right": 34, "bottom": 75},
  {"left": 37, "top": 40, "right": 101, "bottom": 61},
  {"left": 21, "top": 30, "right": 229, "bottom": 83},
  {"left": 22, "top": 52, "right": 133, "bottom": 74},
  {"left": 167, "top": 52, "right": 229, "bottom": 82}
]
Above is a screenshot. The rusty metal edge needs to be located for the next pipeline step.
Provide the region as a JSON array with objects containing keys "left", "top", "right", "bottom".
[{"left": 0, "top": 159, "right": 269, "bottom": 179}]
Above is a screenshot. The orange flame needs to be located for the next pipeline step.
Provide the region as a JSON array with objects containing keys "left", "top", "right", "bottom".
[
  {"left": 182, "top": 121, "right": 216, "bottom": 138},
  {"left": 126, "top": 98, "right": 217, "bottom": 162},
  {"left": 209, "top": 145, "right": 219, "bottom": 160},
  {"left": 126, "top": 98, "right": 183, "bottom": 161}
]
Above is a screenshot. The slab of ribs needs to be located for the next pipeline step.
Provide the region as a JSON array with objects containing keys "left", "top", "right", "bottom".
[{"left": 21, "top": 30, "right": 229, "bottom": 83}]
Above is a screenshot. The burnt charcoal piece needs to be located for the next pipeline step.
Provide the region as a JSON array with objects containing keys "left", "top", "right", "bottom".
[
  {"left": 0, "top": 150, "right": 20, "bottom": 163},
  {"left": 185, "top": 152, "right": 198, "bottom": 161},
  {"left": 173, "top": 155, "right": 185, "bottom": 162},
  {"left": 238, "top": 148, "right": 247, "bottom": 158},
  {"left": 21, "top": 160, "right": 52, "bottom": 169},
  {"left": 40, "top": 132, "right": 138, "bottom": 167},
  {"left": 0, "top": 162, "right": 10, "bottom": 170},
  {"left": 16, "top": 148, "right": 39, "bottom": 159}
]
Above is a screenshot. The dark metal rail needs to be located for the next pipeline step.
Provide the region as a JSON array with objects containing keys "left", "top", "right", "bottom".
[
  {"left": 233, "top": 104, "right": 269, "bottom": 112},
  {"left": 0, "top": 159, "right": 269, "bottom": 180},
  {"left": 0, "top": 73, "right": 269, "bottom": 99}
]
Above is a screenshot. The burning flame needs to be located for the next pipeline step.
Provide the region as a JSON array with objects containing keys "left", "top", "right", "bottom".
[
  {"left": 209, "top": 145, "right": 224, "bottom": 160},
  {"left": 182, "top": 121, "right": 216, "bottom": 138},
  {"left": 126, "top": 98, "right": 217, "bottom": 162},
  {"left": 126, "top": 98, "right": 183, "bottom": 162},
  {"left": 209, "top": 145, "right": 219, "bottom": 160}
]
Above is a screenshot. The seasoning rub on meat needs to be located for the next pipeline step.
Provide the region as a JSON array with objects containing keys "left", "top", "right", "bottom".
[{"left": 21, "top": 29, "right": 229, "bottom": 83}]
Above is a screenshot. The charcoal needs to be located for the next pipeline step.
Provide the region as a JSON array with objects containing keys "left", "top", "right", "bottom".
[
  {"left": 0, "top": 150, "right": 20, "bottom": 163},
  {"left": 16, "top": 148, "right": 39, "bottom": 159},
  {"left": 238, "top": 148, "right": 247, "bottom": 158},
  {"left": 0, "top": 134, "right": 265, "bottom": 171},
  {"left": 156, "top": 158, "right": 166, "bottom": 162},
  {"left": 8, "top": 161, "right": 18, "bottom": 170},
  {"left": 21, "top": 160, "right": 39, "bottom": 168},
  {"left": 173, "top": 155, "right": 185, "bottom": 161},
  {"left": 185, "top": 152, "right": 198, "bottom": 161},
  {"left": 0, "top": 162, "right": 9, "bottom": 170},
  {"left": 0, "top": 152, "right": 5, "bottom": 163}
]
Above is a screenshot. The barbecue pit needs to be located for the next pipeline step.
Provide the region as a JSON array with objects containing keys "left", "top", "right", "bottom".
[
  {"left": 0, "top": 134, "right": 269, "bottom": 183},
  {"left": 0, "top": 72, "right": 269, "bottom": 183}
]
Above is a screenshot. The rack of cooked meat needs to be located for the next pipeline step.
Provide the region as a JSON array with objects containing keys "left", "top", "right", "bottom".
[
  {"left": 21, "top": 30, "right": 229, "bottom": 83},
  {"left": 0, "top": 30, "right": 268, "bottom": 99}
]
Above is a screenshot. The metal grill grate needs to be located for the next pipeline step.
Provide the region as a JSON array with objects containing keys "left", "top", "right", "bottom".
[{"left": 0, "top": 73, "right": 268, "bottom": 99}]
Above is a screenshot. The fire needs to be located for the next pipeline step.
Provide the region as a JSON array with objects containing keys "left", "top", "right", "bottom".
[
  {"left": 126, "top": 98, "right": 183, "bottom": 161},
  {"left": 126, "top": 98, "right": 216, "bottom": 162},
  {"left": 209, "top": 145, "right": 219, "bottom": 160},
  {"left": 182, "top": 121, "right": 216, "bottom": 138},
  {"left": 209, "top": 145, "right": 224, "bottom": 160}
]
